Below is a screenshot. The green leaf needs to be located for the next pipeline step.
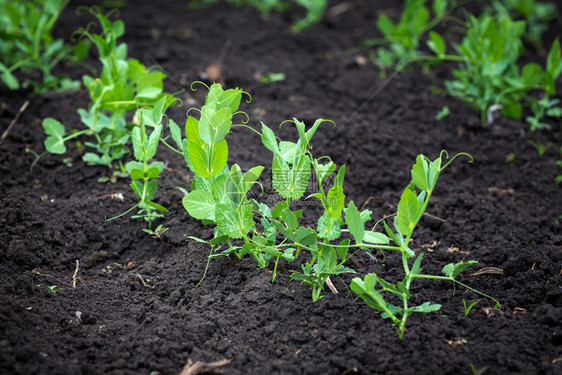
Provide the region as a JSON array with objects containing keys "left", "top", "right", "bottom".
[
  {"left": 169, "top": 118, "right": 183, "bottom": 150},
  {"left": 317, "top": 213, "right": 341, "bottom": 241},
  {"left": 0, "top": 65, "right": 19, "bottom": 90},
  {"left": 199, "top": 106, "right": 232, "bottom": 144},
  {"left": 242, "top": 166, "right": 264, "bottom": 194},
  {"left": 411, "top": 155, "right": 430, "bottom": 192},
  {"left": 146, "top": 124, "right": 162, "bottom": 160},
  {"left": 521, "top": 63, "right": 542, "bottom": 88},
  {"left": 43, "top": 118, "right": 67, "bottom": 154},
  {"left": 261, "top": 122, "right": 279, "bottom": 154},
  {"left": 433, "top": 0, "right": 447, "bottom": 17},
  {"left": 216, "top": 203, "right": 254, "bottom": 239},
  {"left": 314, "top": 160, "right": 336, "bottom": 182},
  {"left": 363, "top": 231, "right": 389, "bottom": 244},
  {"left": 397, "top": 187, "right": 420, "bottom": 236},
  {"left": 210, "top": 140, "right": 228, "bottom": 177},
  {"left": 131, "top": 126, "right": 143, "bottom": 161},
  {"left": 442, "top": 260, "right": 478, "bottom": 279},
  {"left": 407, "top": 302, "right": 441, "bottom": 314},
  {"left": 344, "top": 201, "right": 364, "bottom": 243},
  {"left": 182, "top": 190, "right": 216, "bottom": 221},
  {"left": 145, "top": 200, "right": 168, "bottom": 213},
  {"left": 427, "top": 31, "right": 446, "bottom": 56},
  {"left": 546, "top": 39, "right": 562, "bottom": 80},
  {"left": 327, "top": 185, "right": 345, "bottom": 219}
]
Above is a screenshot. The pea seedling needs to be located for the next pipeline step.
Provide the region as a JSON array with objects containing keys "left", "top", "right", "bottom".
[
  {"left": 38, "top": 9, "right": 176, "bottom": 179},
  {"left": 350, "top": 152, "right": 500, "bottom": 338},
  {"left": 0, "top": 0, "right": 89, "bottom": 93}
]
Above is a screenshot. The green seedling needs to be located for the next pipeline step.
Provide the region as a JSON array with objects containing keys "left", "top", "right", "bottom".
[
  {"left": 177, "top": 83, "right": 496, "bottom": 310},
  {"left": 37, "top": 9, "right": 176, "bottom": 175},
  {"left": 435, "top": 106, "right": 450, "bottom": 120},
  {"left": 48, "top": 285, "right": 62, "bottom": 293},
  {"left": 463, "top": 298, "right": 480, "bottom": 316},
  {"left": 261, "top": 72, "right": 286, "bottom": 83},
  {"left": 188, "top": 0, "right": 327, "bottom": 31},
  {"left": 350, "top": 152, "right": 500, "bottom": 338},
  {"left": 492, "top": 0, "right": 559, "bottom": 50},
  {"left": 0, "top": 0, "right": 89, "bottom": 93},
  {"left": 445, "top": 13, "right": 562, "bottom": 127},
  {"left": 107, "top": 97, "right": 170, "bottom": 233},
  {"left": 367, "top": 0, "right": 450, "bottom": 75},
  {"left": 526, "top": 139, "right": 551, "bottom": 156}
]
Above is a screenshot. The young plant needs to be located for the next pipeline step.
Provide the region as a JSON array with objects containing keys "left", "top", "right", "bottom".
[
  {"left": 463, "top": 298, "right": 480, "bottom": 317},
  {"left": 0, "top": 0, "right": 89, "bottom": 92},
  {"left": 445, "top": 13, "right": 562, "bottom": 127},
  {"left": 367, "top": 0, "right": 449, "bottom": 75},
  {"left": 350, "top": 152, "right": 500, "bottom": 338},
  {"left": 107, "top": 98, "right": 170, "bottom": 232},
  {"left": 188, "top": 0, "right": 327, "bottom": 31},
  {"left": 38, "top": 9, "right": 176, "bottom": 179},
  {"left": 492, "top": 0, "right": 559, "bottom": 50}
]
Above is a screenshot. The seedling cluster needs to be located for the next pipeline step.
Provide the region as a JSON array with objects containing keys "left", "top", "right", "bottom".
[
  {"left": 26, "top": 4, "right": 514, "bottom": 338},
  {"left": 0, "top": 0, "right": 89, "bottom": 93}
]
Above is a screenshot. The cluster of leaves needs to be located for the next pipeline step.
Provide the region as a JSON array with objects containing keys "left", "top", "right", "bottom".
[
  {"left": 367, "top": 0, "right": 449, "bottom": 75},
  {"left": 445, "top": 13, "right": 562, "bottom": 128},
  {"left": 491, "top": 0, "right": 559, "bottom": 49},
  {"left": 188, "top": 0, "right": 327, "bottom": 31},
  {"left": 178, "top": 83, "right": 497, "bottom": 337},
  {"left": 0, "top": 0, "right": 89, "bottom": 93},
  {"left": 40, "top": 9, "right": 177, "bottom": 181}
]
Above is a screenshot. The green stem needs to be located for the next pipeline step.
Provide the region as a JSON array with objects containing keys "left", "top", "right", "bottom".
[{"left": 412, "top": 274, "right": 501, "bottom": 308}]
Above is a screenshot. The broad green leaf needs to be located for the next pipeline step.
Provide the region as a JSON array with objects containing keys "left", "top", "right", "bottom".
[
  {"left": 261, "top": 122, "right": 279, "bottom": 153},
  {"left": 43, "top": 118, "right": 66, "bottom": 154},
  {"left": 295, "top": 227, "right": 316, "bottom": 245},
  {"left": 411, "top": 155, "right": 430, "bottom": 192},
  {"left": 442, "top": 260, "right": 478, "bottom": 279},
  {"left": 210, "top": 140, "right": 228, "bottom": 177},
  {"left": 216, "top": 203, "right": 254, "bottom": 239},
  {"left": 281, "top": 209, "right": 299, "bottom": 231},
  {"left": 344, "top": 201, "right": 364, "bottom": 244},
  {"left": 199, "top": 106, "right": 232, "bottom": 144},
  {"left": 182, "top": 190, "right": 216, "bottom": 221},
  {"left": 188, "top": 142, "right": 209, "bottom": 177},
  {"left": 327, "top": 185, "right": 345, "bottom": 219},
  {"left": 363, "top": 231, "right": 389, "bottom": 245},
  {"left": 397, "top": 187, "right": 420, "bottom": 236},
  {"left": 317, "top": 213, "right": 341, "bottom": 241},
  {"left": 521, "top": 63, "right": 542, "bottom": 88}
]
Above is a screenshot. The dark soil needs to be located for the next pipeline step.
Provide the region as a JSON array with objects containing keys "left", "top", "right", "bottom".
[{"left": 1, "top": 1, "right": 562, "bottom": 374}]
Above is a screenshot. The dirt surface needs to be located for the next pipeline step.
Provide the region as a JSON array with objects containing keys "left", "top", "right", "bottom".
[{"left": 1, "top": 1, "right": 562, "bottom": 374}]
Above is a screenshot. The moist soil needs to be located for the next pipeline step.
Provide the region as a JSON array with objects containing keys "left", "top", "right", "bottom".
[{"left": 1, "top": 1, "right": 562, "bottom": 374}]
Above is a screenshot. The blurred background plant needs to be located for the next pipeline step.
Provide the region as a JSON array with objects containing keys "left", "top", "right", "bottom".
[{"left": 0, "top": 0, "right": 90, "bottom": 93}]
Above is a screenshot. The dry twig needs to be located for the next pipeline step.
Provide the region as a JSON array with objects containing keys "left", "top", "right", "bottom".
[
  {"left": 179, "top": 358, "right": 231, "bottom": 375},
  {"left": 1, "top": 100, "right": 29, "bottom": 142}
]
